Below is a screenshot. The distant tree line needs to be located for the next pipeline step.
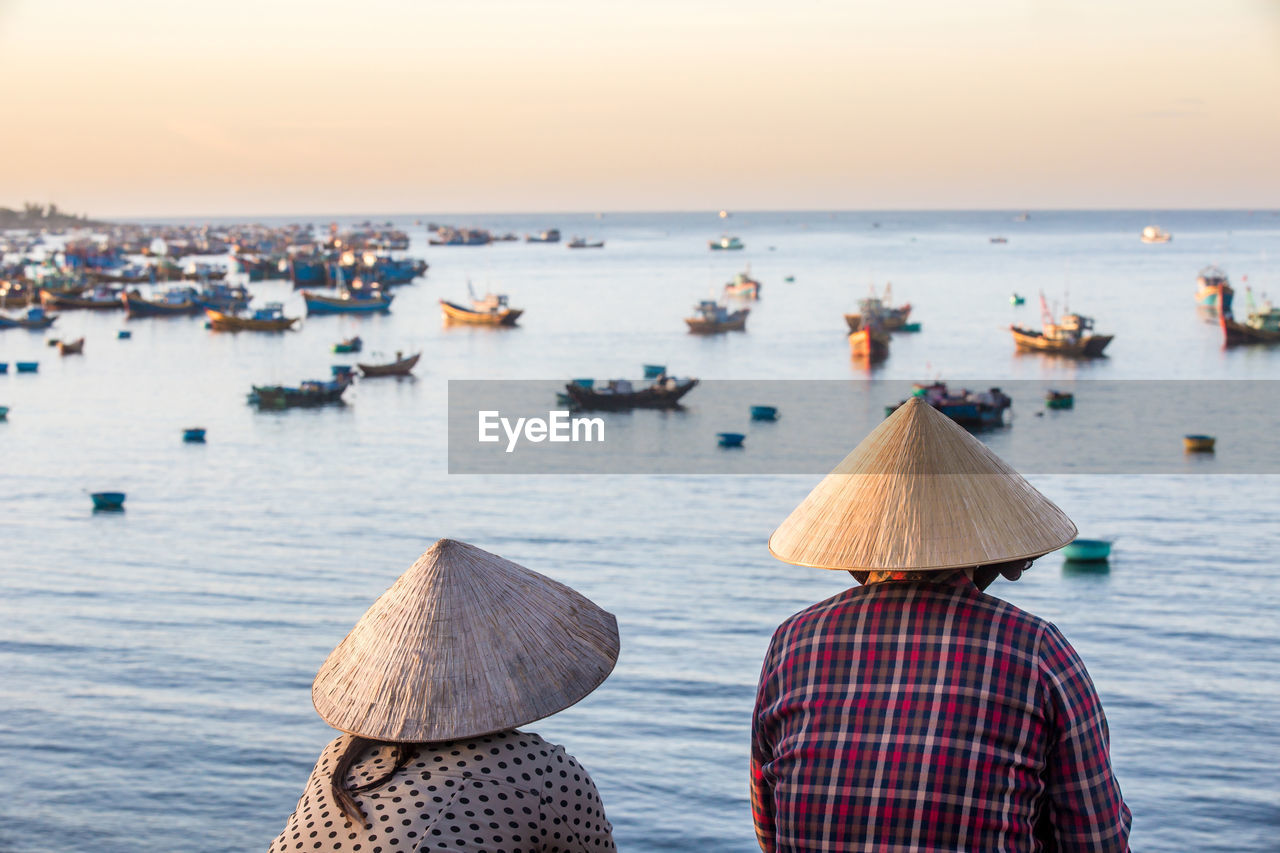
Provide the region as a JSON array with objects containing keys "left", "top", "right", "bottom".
[{"left": 0, "top": 202, "right": 105, "bottom": 229}]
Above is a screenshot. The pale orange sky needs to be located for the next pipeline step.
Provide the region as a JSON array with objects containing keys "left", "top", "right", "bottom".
[{"left": 2, "top": 0, "right": 1278, "bottom": 216}]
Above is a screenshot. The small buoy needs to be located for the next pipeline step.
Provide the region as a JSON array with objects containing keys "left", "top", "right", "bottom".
[
  {"left": 717, "top": 432, "right": 746, "bottom": 448},
  {"left": 182, "top": 427, "right": 207, "bottom": 443}
]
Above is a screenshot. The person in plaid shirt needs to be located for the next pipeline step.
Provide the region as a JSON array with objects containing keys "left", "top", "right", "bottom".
[{"left": 753, "top": 397, "right": 1131, "bottom": 851}]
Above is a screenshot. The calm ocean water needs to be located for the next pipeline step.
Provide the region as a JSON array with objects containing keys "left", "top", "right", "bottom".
[{"left": 2, "top": 211, "right": 1278, "bottom": 851}]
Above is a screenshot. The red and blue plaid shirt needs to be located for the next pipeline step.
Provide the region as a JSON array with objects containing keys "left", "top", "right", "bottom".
[{"left": 751, "top": 572, "right": 1131, "bottom": 852}]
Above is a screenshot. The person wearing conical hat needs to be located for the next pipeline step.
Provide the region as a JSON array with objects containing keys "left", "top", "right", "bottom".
[
  {"left": 269, "top": 539, "right": 620, "bottom": 852},
  {"left": 751, "top": 397, "right": 1131, "bottom": 852}
]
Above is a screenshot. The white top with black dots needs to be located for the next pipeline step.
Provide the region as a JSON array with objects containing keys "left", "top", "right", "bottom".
[{"left": 269, "top": 729, "right": 615, "bottom": 852}]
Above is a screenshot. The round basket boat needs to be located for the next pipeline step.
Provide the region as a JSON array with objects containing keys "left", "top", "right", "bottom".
[
  {"left": 1184, "top": 434, "right": 1216, "bottom": 453},
  {"left": 1061, "top": 538, "right": 1111, "bottom": 562}
]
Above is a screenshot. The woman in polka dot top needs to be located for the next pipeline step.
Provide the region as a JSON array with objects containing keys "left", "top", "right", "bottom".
[{"left": 270, "top": 539, "right": 621, "bottom": 853}]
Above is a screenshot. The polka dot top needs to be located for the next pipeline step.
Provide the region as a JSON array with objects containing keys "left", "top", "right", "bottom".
[{"left": 269, "top": 729, "right": 615, "bottom": 852}]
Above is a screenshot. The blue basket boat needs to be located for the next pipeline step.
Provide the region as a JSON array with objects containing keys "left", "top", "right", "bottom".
[
  {"left": 1061, "top": 538, "right": 1111, "bottom": 562},
  {"left": 642, "top": 364, "right": 666, "bottom": 379},
  {"left": 182, "top": 427, "right": 207, "bottom": 443},
  {"left": 750, "top": 405, "right": 778, "bottom": 421},
  {"left": 91, "top": 492, "right": 127, "bottom": 511},
  {"left": 717, "top": 432, "right": 746, "bottom": 448},
  {"left": 0, "top": 363, "right": 7, "bottom": 374},
  {"left": 16, "top": 362, "right": 37, "bottom": 373},
  {"left": 0, "top": 406, "right": 8, "bottom": 420},
  {"left": 118, "top": 330, "right": 132, "bottom": 339}
]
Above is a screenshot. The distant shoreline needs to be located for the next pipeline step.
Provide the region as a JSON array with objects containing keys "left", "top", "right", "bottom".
[{"left": 0, "top": 204, "right": 105, "bottom": 230}]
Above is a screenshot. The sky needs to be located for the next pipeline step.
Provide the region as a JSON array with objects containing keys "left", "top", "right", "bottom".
[{"left": 1, "top": 0, "right": 1277, "bottom": 216}]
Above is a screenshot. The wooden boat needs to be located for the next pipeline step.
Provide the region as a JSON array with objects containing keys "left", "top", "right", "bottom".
[
  {"left": 886, "top": 383, "right": 1011, "bottom": 428},
  {"left": 302, "top": 286, "right": 393, "bottom": 314},
  {"left": 1195, "top": 266, "right": 1232, "bottom": 317},
  {"left": 717, "top": 432, "right": 746, "bottom": 448},
  {"left": 1011, "top": 296, "right": 1112, "bottom": 357},
  {"left": 724, "top": 269, "right": 762, "bottom": 300},
  {"left": 564, "top": 376, "right": 699, "bottom": 411},
  {"left": 849, "top": 325, "right": 890, "bottom": 362},
  {"left": 709, "top": 235, "right": 743, "bottom": 251},
  {"left": 686, "top": 300, "right": 748, "bottom": 333},
  {"left": 90, "top": 491, "right": 126, "bottom": 511},
  {"left": 526, "top": 229, "right": 561, "bottom": 243},
  {"left": 1062, "top": 538, "right": 1112, "bottom": 562},
  {"left": 567, "top": 237, "right": 604, "bottom": 249},
  {"left": 357, "top": 351, "right": 421, "bottom": 377},
  {"left": 41, "top": 287, "right": 123, "bottom": 310},
  {"left": 58, "top": 337, "right": 85, "bottom": 356},
  {"left": 122, "top": 288, "right": 201, "bottom": 317},
  {"left": 1045, "top": 390, "right": 1074, "bottom": 409},
  {"left": 1220, "top": 287, "right": 1280, "bottom": 345},
  {"left": 0, "top": 307, "right": 58, "bottom": 330},
  {"left": 845, "top": 284, "right": 911, "bottom": 331},
  {"left": 249, "top": 377, "right": 351, "bottom": 409},
  {"left": 333, "top": 336, "right": 363, "bottom": 353},
  {"left": 440, "top": 294, "right": 523, "bottom": 326},
  {"left": 1184, "top": 434, "right": 1216, "bottom": 453},
  {"left": 206, "top": 304, "right": 298, "bottom": 332},
  {"left": 1140, "top": 225, "right": 1172, "bottom": 244}
]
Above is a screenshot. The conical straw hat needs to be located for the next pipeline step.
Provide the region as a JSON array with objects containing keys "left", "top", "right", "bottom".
[
  {"left": 312, "top": 539, "right": 620, "bottom": 742},
  {"left": 768, "top": 395, "right": 1076, "bottom": 571}
]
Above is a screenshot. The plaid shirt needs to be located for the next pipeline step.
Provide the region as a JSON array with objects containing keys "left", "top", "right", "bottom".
[{"left": 751, "top": 573, "right": 1130, "bottom": 852}]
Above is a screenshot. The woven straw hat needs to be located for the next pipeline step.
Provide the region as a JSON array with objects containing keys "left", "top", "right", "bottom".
[
  {"left": 768, "top": 395, "right": 1077, "bottom": 571},
  {"left": 312, "top": 539, "right": 620, "bottom": 743}
]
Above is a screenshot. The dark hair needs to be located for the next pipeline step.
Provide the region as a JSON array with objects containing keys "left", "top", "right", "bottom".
[{"left": 330, "top": 737, "right": 416, "bottom": 827}]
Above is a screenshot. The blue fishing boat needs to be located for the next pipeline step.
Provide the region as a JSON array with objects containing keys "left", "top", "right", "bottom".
[
  {"left": 643, "top": 364, "right": 667, "bottom": 379},
  {"left": 717, "top": 432, "right": 746, "bottom": 448},
  {"left": 303, "top": 284, "right": 393, "bottom": 315},
  {"left": 192, "top": 282, "right": 252, "bottom": 313},
  {"left": 0, "top": 306, "right": 59, "bottom": 330},
  {"left": 16, "top": 362, "right": 38, "bottom": 373},
  {"left": 886, "top": 383, "right": 1011, "bottom": 428},
  {"left": 750, "top": 405, "right": 779, "bottom": 421},
  {"left": 290, "top": 256, "right": 329, "bottom": 288},
  {"left": 249, "top": 376, "right": 351, "bottom": 409},
  {"left": 91, "top": 491, "right": 126, "bottom": 511},
  {"left": 122, "top": 287, "right": 201, "bottom": 317},
  {"left": 1061, "top": 538, "right": 1111, "bottom": 562},
  {"left": 182, "top": 427, "right": 207, "bottom": 443}
]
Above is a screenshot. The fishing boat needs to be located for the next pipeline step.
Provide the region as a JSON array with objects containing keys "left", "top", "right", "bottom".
[
  {"left": 709, "top": 235, "right": 744, "bottom": 251},
  {"left": 0, "top": 306, "right": 58, "bottom": 330},
  {"left": 1061, "top": 538, "right": 1112, "bottom": 562},
  {"left": 192, "top": 282, "right": 251, "bottom": 313},
  {"left": 58, "top": 337, "right": 85, "bottom": 355},
  {"left": 563, "top": 376, "right": 699, "bottom": 411},
  {"left": 1010, "top": 294, "right": 1113, "bottom": 357},
  {"left": 1140, "top": 225, "right": 1172, "bottom": 244},
  {"left": 845, "top": 284, "right": 912, "bottom": 331},
  {"left": 886, "top": 383, "right": 1012, "bottom": 428},
  {"left": 990, "top": 236, "right": 1009, "bottom": 244},
  {"left": 122, "top": 287, "right": 201, "bottom": 317},
  {"left": 41, "top": 287, "right": 123, "bottom": 310},
  {"left": 430, "top": 226, "right": 492, "bottom": 246},
  {"left": 290, "top": 256, "right": 329, "bottom": 288},
  {"left": 724, "top": 269, "right": 762, "bottom": 300},
  {"left": 1218, "top": 286, "right": 1280, "bottom": 345},
  {"left": 1194, "top": 266, "right": 1232, "bottom": 317},
  {"left": 567, "top": 237, "right": 605, "bottom": 249},
  {"left": 357, "top": 351, "right": 421, "bottom": 377},
  {"left": 88, "top": 264, "right": 153, "bottom": 285},
  {"left": 1010, "top": 293, "right": 1026, "bottom": 306},
  {"left": 333, "top": 336, "right": 363, "bottom": 353},
  {"left": 302, "top": 282, "right": 393, "bottom": 314},
  {"left": 249, "top": 376, "right": 351, "bottom": 409},
  {"left": 849, "top": 321, "right": 890, "bottom": 362},
  {"left": 686, "top": 300, "right": 748, "bottom": 333},
  {"left": 206, "top": 303, "right": 298, "bottom": 332},
  {"left": 440, "top": 293, "right": 523, "bottom": 326},
  {"left": 1045, "top": 390, "right": 1074, "bottom": 409},
  {"left": 526, "top": 229, "right": 561, "bottom": 243},
  {"left": 90, "top": 491, "right": 126, "bottom": 511}
]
